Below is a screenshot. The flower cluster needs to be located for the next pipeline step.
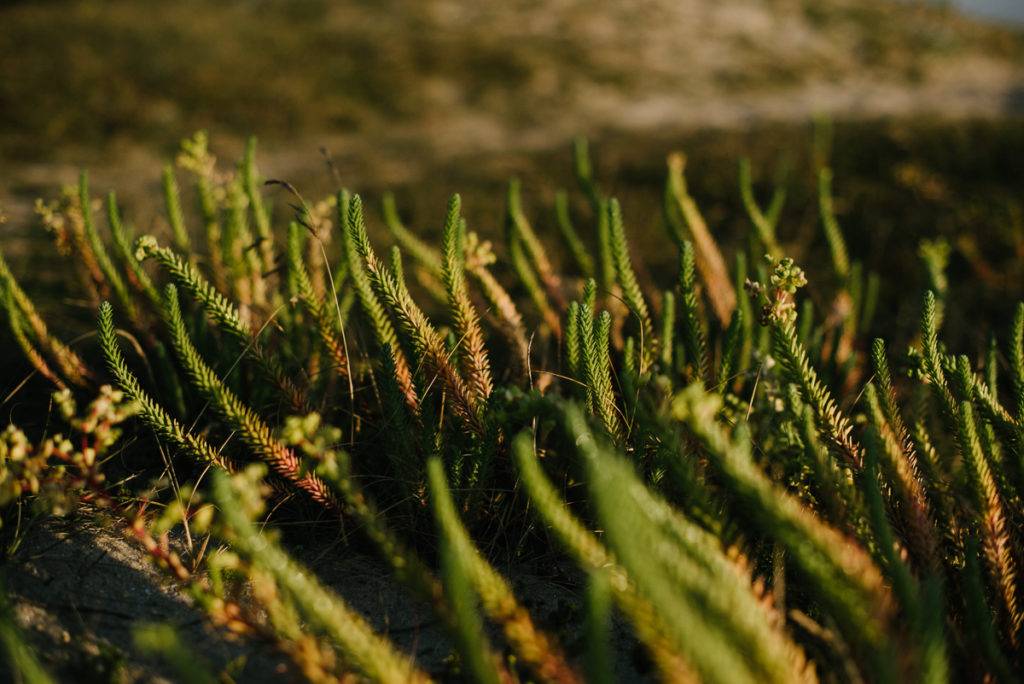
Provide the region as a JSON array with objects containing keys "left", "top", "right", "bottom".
[
  {"left": 0, "top": 386, "right": 136, "bottom": 517},
  {"left": 463, "top": 230, "right": 497, "bottom": 271},
  {"left": 175, "top": 130, "right": 217, "bottom": 180},
  {"left": 745, "top": 255, "right": 807, "bottom": 326},
  {"left": 279, "top": 413, "right": 342, "bottom": 461}
]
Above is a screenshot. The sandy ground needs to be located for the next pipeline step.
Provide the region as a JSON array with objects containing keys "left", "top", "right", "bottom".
[{"left": 7, "top": 513, "right": 646, "bottom": 681}]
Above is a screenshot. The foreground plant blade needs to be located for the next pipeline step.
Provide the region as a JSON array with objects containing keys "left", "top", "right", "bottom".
[
  {"left": 98, "top": 300, "right": 233, "bottom": 471},
  {"left": 133, "top": 624, "right": 218, "bottom": 684},
  {"left": 672, "top": 385, "right": 897, "bottom": 682},
  {"left": 211, "top": 470, "right": 431, "bottom": 683},
  {"left": 0, "top": 581, "right": 53, "bottom": 684},
  {"left": 513, "top": 430, "right": 698, "bottom": 680},
  {"left": 135, "top": 236, "right": 309, "bottom": 412},
  {"left": 566, "top": 404, "right": 815, "bottom": 684},
  {"left": 427, "top": 457, "right": 580, "bottom": 684},
  {"left": 162, "top": 285, "right": 338, "bottom": 508},
  {"left": 0, "top": 249, "right": 91, "bottom": 387}
]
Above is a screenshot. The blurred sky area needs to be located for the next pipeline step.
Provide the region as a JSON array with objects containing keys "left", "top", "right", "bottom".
[{"left": 950, "top": 0, "right": 1024, "bottom": 24}]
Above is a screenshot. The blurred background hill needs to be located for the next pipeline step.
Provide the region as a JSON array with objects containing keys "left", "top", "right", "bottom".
[{"left": 1, "top": 0, "right": 1023, "bottom": 189}]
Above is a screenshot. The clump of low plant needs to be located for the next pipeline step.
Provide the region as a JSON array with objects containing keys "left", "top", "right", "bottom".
[{"left": 1, "top": 129, "right": 1022, "bottom": 683}]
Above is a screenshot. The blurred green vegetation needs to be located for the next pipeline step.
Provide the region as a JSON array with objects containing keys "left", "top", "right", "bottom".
[
  {"left": 0, "top": 0, "right": 575, "bottom": 158},
  {"left": 2, "top": 0, "right": 1022, "bottom": 160}
]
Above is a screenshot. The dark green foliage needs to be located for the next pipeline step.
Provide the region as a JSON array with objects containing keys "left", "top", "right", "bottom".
[{"left": 2, "top": 132, "right": 1023, "bottom": 684}]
